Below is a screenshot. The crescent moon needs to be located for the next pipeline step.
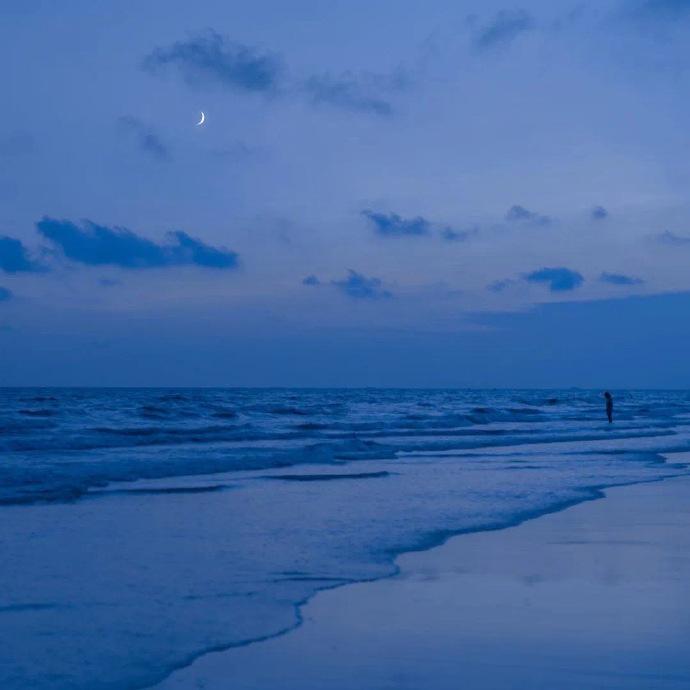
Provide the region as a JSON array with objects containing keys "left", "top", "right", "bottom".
[{"left": 196, "top": 111, "right": 205, "bottom": 126}]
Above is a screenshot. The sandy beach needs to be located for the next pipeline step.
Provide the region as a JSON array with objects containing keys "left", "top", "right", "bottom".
[
  {"left": 3, "top": 390, "right": 689, "bottom": 690},
  {"left": 157, "top": 472, "right": 690, "bottom": 690}
]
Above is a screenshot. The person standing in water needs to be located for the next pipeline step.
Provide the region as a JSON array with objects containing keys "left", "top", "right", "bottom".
[{"left": 604, "top": 391, "right": 613, "bottom": 423}]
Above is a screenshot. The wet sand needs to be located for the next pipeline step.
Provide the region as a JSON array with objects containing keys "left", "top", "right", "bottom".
[{"left": 156, "top": 474, "right": 690, "bottom": 690}]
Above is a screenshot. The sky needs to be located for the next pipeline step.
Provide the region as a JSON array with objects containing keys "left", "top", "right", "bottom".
[{"left": 2, "top": 0, "right": 690, "bottom": 387}]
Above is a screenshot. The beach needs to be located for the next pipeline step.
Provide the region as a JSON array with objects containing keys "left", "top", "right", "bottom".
[
  {"left": 158, "top": 472, "right": 690, "bottom": 690},
  {"left": 1, "top": 389, "right": 689, "bottom": 689}
]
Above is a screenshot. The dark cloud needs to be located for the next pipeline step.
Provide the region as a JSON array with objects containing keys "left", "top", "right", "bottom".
[
  {"left": 36, "top": 218, "right": 239, "bottom": 270},
  {"left": 304, "top": 74, "right": 394, "bottom": 116},
  {"left": 505, "top": 205, "right": 552, "bottom": 226},
  {"left": 0, "top": 286, "right": 12, "bottom": 302},
  {"left": 361, "top": 210, "right": 432, "bottom": 237},
  {"left": 657, "top": 230, "right": 690, "bottom": 245},
  {"left": 142, "top": 31, "right": 282, "bottom": 93},
  {"left": 118, "top": 117, "right": 170, "bottom": 160},
  {"left": 331, "top": 269, "right": 392, "bottom": 299},
  {"left": 362, "top": 210, "right": 472, "bottom": 241},
  {"left": 0, "top": 235, "right": 43, "bottom": 273},
  {"left": 474, "top": 10, "right": 534, "bottom": 51},
  {"left": 168, "top": 230, "right": 239, "bottom": 269},
  {"left": 591, "top": 205, "right": 609, "bottom": 220},
  {"left": 600, "top": 272, "right": 644, "bottom": 285},
  {"left": 525, "top": 267, "right": 584, "bottom": 292},
  {"left": 302, "top": 274, "right": 320, "bottom": 286}
]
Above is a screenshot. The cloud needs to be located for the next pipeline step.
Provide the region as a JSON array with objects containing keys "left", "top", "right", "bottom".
[
  {"left": 168, "top": 230, "right": 238, "bottom": 268},
  {"left": 118, "top": 117, "right": 170, "bottom": 160},
  {"left": 361, "top": 210, "right": 432, "bottom": 237},
  {"left": 505, "top": 205, "right": 552, "bottom": 226},
  {"left": 362, "top": 210, "right": 472, "bottom": 241},
  {"left": 600, "top": 272, "right": 644, "bottom": 286},
  {"left": 474, "top": 10, "right": 534, "bottom": 51},
  {"left": 0, "top": 235, "right": 43, "bottom": 273},
  {"left": 36, "top": 218, "right": 239, "bottom": 270},
  {"left": 524, "top": 267, "right": 584, "bottom": 292},
  {"left": 142, "top": 31, "right": 282, "bottom": 93},
  {"left": 142, "top": 31, "right": 401, "bottom": 118},
  {"left": 304, "top": 74, "right": 394, "bottom": 116},
  {"left": 657, "top": 230, "right": 690, "bottom": 245},
  {"left": 591, "top": 205, "right": 609, "bottom": 220},
  {"left": 331, "top": 269, "right": 392, "bottom": 299},
  {"left": 302, "top": 274, "right": 320, "bottom": 286},
  {"left": 0, "top": 286, "right": 12, "bottom": 302}
]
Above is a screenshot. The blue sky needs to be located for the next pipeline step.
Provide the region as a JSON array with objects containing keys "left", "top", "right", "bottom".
[{"left": 2, "top": 0, "right": 690, "bottom": 386}]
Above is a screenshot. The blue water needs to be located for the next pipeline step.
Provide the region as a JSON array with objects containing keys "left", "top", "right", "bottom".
[{"left": 1, "top": 389, "right": 689, "bottom": 689}]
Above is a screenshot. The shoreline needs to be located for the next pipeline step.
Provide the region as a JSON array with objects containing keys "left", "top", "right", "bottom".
[
  {"left": 2, "top": 437, "right": 686, "bottom": 690},
  {"left": 155, "top": 470, "right": 690, "bottom": 689}
]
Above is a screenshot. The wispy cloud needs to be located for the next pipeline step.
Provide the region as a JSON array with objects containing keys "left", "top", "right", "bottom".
[
  {"left": 524, "top": 267, "right": 584, "bottom": 292},
  {"left": 142, "top": 31, "right": 283, "bottom": 93},
  {"left": 304, "top": 74, "right": 394, "bottom": 116},
  {"left": 302, "top": 274, "right": 320, "bottom": 286},
  {"left": 118, "top": 117, "right": 170, "bottom": 160},
  {"left": 657, "top": 230, "right": 690, "bottom": 245},
  {"left": 0, "top": 286, "right": 12, "bottom": 302},
  {"left": 331, "top": 269, "right": 392, "bottom": 299},
  {"left": 142, "top": 31, "right": 403, "bottom": 118},
  {"left": 600, "top": 272, "right": 644, "bottom": 285},
  {"left": 0, "top": 235, "right": 43, "bottom": 273},
  {"left": 474, "top": 10, "right": 534, "bottom": 52},
  {"left": 36, "top": 218, "right": 239, "bottom": 270},
  {"left": 505, "top": 205, "right": 552, "bottom": 226}
]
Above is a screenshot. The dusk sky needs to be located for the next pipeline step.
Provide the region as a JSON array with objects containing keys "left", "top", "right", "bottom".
[{"left": 2, "top": 0, "right": 690, "bottom": 387}]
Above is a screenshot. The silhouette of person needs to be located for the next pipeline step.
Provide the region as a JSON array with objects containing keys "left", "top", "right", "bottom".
[{"left": 604, "top": 391, "right": 613, "bottom": 424}]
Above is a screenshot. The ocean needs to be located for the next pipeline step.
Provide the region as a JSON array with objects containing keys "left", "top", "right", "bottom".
[{"left": 1, "top": 388, "right": 689, "bottom": 689}]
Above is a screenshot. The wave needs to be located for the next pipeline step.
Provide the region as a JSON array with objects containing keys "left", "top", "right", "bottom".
[
  {"left": 259, "top": 406, "right": 312, "bottom": 416},
  {"left": 1, "top": 438, "right": 686, "bottom": 690},
  {"left": 2, "top": 388, "right": 690, "bottom": 506},
  {"left": 18, "top": 409, "right": 57, "bottom": 417},
  {"left": 97, "top": 484, "right": 230, "bottom": 496},
  {"left": 263, "top": 471, "right": 391, "bottom": 482},
  {"left": 211, "top": 408, "right": 238, "bottom": 419},
  {"left": 0, "top": 426, "right": 681, "bottom": 507}
]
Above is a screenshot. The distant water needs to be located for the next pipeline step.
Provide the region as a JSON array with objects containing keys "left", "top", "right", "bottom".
[{"left": 1, "top": 388, "right": 689, "bottom": 689}]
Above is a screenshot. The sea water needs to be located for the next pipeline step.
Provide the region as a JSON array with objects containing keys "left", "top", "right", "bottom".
[{"left": 1, "top": 388, "right": 689, "bottom": 689}]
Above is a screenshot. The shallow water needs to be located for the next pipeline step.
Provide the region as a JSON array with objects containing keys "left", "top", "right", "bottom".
[{"left": 1, "top": 389, "right": 689, "bottom": 689}]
